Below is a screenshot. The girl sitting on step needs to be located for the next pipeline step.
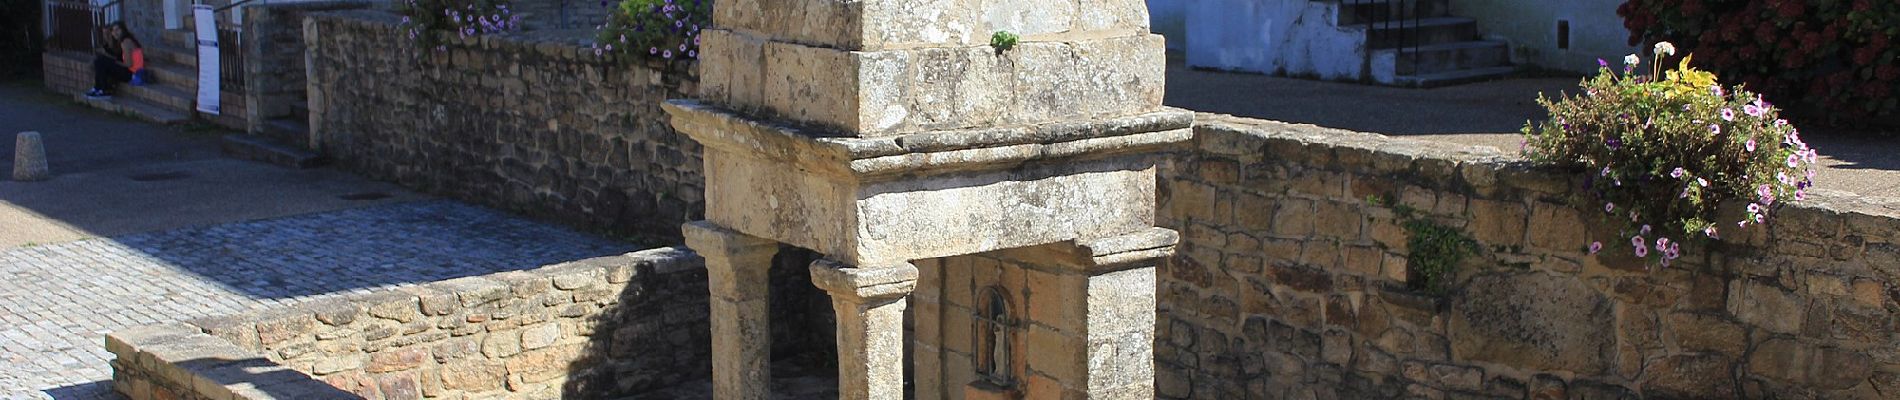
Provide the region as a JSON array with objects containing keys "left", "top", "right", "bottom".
[{"left": 85, "top": 21, "right": 144, "bottom": 99}]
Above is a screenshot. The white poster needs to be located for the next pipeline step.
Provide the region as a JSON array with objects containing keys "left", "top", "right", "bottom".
[{"left": 193, "top": 4, "right": 220, "bottom": 115}]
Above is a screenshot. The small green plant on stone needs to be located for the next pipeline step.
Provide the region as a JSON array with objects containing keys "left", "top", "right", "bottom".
[
  {"left": 1390, "top": 203, "right": 1478, "bottom": 295},
  {"left": 990, "top": 30, "right": 1019, "bottom": 54}
]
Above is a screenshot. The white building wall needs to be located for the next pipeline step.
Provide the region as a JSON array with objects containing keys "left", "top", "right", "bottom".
[
  {"left": 1146, "top": 0, "right": 1186, "bottom": 50},
  {"left": 1182, "top": 0, "right": 1368, "bottom": 81},
  {"left": 1448, "top": 0, "right": 1635, "bottom": 74}
]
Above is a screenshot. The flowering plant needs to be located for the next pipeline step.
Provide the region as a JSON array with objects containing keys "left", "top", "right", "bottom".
[
  {"left": 1522, "top": 42, "right": 1820, "bottom": 267},
  {"left": 397, "top": 0, "right": 522, "bottom": 51},
  {"left": 1619, "top": 0, "right": 1897, "bottom": 126},
  {"left": 592, "top": 0, "right": 708, "bottom": 64}
]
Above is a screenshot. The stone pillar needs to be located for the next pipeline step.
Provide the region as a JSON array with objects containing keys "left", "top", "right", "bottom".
[
  {"left": 994, "top": 228, "right": 1177, "bottom": 398},
  {"left": 13, "top": 131, "right": 48, "bottom": 181},
  {"left": 681, "top": 221, "right": 779, "bottom": 400},
  {"left": 810, "top": 259, "right": 918, "bottom": 400}
]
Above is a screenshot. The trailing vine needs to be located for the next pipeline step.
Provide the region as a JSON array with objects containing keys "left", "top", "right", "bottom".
[{"left": 1371, "top": 195, "right": 1479, "bottom": 295}]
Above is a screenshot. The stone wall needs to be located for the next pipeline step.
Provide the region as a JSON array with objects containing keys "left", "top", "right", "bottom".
[
  {"left": 108, "top": 247, "right": 713, "bottom": 399},
  {"left": 1155, "top": 114, "right": 1900, "bottom": 399},
  {"left": 306, "top": 11, "right": 703, "bottom": 239},
  {"left": 243, "top": 1, "right": 375, "bottom": 140}
]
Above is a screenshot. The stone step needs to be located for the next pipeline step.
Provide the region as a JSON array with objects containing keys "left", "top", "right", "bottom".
[
  {"left": 142, "top": 62, "right": 198, "bottom": 89},
  {"left": 1392, "top": 65, "right": 1519, "bottom": 88},
  {"left": 1330, "top": 0, "right": 1451, "bottom": 26},
  {"left": 222, "top": 134, "right": 325, "bottom": 169},
  {"left": 145, "top": 42, "right": 197, "bottom": 69},
  {"left": 1359, "top": 16, "right": 1479, "bottom": 49},
  {"left": 159, "top": 29, "right": 195, "bottom": 49},
  {"left": 260, "top": 117, "right": 311, "bottom": 145},
  {"left": 72, "top": 95, "right": 191, "bottom": 125},
  {"left": 1392, "top": 40, "right": 1510, "bottom": 76},
  {"left": 120, "top": 82, "right": 196, "bottom": 112}
]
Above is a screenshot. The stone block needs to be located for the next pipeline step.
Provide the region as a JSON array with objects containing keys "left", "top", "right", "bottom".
[
  {"left": 13, "top": 131, "right": 49, "bottom": 181},
  {"left": 713, "top": 0, "right": 1146, "bottom": 51},
  {"left": 439, "top": 362, "right": 506, "bottom": 392},
  {"left": 1527, "top": 202, "right": 1587, "bottom": 252},
  {"left": 1747, "top": 338, "right": 1872, "bottom": 390},
  {"left": 1450, "top": 272, "right": 1613, "bottom": 375},
  {"left": 1726, "top": 279, "right": 1806, "bottom": 335},
  {"left": 1468, "top": 199, "right": 1527, "bottom": 247},
  {"left": 364, "top": 348, "right": 427, "bottom": 373},
  {"left": 705, "top": 31, "right": 1164, "bottom": 138}
]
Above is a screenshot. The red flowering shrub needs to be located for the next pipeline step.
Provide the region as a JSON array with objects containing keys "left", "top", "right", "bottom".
[{"left": 1620, "top": 0, "right": 1898, "bottom": 127}]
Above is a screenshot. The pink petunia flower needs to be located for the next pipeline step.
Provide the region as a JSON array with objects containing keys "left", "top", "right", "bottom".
[
  {"left": 1671, "top": 167, "right": 1686, "bottom": 178},
  {"left": 1589, "top": 242, "right": 1603, "bottom": 255},
  {"left": 1722, "top": 108, "right": 1735, "bottom": 121}
]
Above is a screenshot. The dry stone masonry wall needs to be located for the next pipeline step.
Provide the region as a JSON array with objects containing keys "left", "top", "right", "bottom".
[
  {"left": 108, "top": 247, "right": 711, "bottom": 400},
  {"left": 1156, "top": 114, "right": 1900, "bottom": 399},
  {"left": 307, "top": 11, "right": 703, "bottom": 239}
]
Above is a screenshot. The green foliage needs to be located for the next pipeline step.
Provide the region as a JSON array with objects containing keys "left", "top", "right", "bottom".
[
  {"left": 1522, "top": 45, "right": 1819, "bottom": 267},
  {"left": 593, "top": 0, "right": 708, "bottom": 65},
  {"left": 396, "top": 0, "right": 521, "bottom": 52},
  {"left": 1391, "top": 205, "right": 1477, "bottom": 295},
  {"left": 990, "top": 30, "right": 1019, "bottom": 54},
  {"left": 1619, "top": 0, "right": 1900, "bottom": 125}
]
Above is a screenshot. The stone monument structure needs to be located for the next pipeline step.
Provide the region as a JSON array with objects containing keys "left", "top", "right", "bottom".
[{"left": 667, "top": 1, "right": 1187, "bottom": 398}]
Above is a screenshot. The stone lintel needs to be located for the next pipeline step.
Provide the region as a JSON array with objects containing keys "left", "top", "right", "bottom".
[
  {"left": 989, "top": 227, "right": 1179, "bottom": 274},
  {"left": 664, "top": 99, "right": 1193, "bottom": 179},
  {"left": 810, "top": 259, "right": 919, "bottom": 301}
]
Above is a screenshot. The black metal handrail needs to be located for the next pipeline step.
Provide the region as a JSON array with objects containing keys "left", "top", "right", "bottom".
[{"left": 1365, "top": 0, "right": 1427, "bottom": 75}]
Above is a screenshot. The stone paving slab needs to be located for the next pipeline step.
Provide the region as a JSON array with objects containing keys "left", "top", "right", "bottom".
[{"left": 0, "top": 200, "right": 637, "bottom": 399}]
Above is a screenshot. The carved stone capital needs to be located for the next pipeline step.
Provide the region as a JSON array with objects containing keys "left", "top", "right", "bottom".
[{"left": 809, "top": 259, "right": 918, "bottom": 302}]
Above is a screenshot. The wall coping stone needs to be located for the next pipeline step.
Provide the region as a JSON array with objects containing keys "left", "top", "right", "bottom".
[{"left": 1193, "top": 113, "right": 1900, "bottom": 221}]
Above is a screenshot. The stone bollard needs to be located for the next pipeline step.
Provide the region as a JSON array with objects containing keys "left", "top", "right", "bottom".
[{"left": 13, "top": 131, "right": 48, "bottom": 181}]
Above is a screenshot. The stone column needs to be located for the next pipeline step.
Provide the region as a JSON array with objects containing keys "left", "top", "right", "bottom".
[
  {"left": 681, "top": 221, "right": 779, "bottom": 400},
  {"left": 998, "top": 228, "right": 1177, "bottom": 398},
  {"left": 810, "top": 259, "right": 918, "bottom": 400}
]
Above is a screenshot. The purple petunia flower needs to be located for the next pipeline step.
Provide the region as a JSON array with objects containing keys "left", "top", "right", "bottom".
[
  {"left": 1671, "top": 167, "right": 1685, "bottom": 178},
  {"left": 1722, "top": 108, "right": 1735, "bottom": 121},
  {"left": 1745, "top": 138, "right": 1756, "bottom": 152},
  {"left": 1745, "top": 104, "right": 1764, "bottom": 117},
  {"left": 1641, "top": 225, "right": 1652, "bottom": 236},
  {"left": 1709, "top": 124, "right": 1721, "bottom": 135},
  {"left": 1655, "top": 237, "right": 1671, "bottom": 252},
  {"left": 1589, "top": 241, "right": 1603, "bottom": 255},
  {"left": 1704, "top": 226, "right": 1719, "bottom": 238},
  {"left": 1605, "top": 202, "right": 1615, "bottom": 213}
]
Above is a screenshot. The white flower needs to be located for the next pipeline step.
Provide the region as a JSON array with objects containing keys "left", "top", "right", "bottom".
[
  {"left": 1653, "top": 41, "right": 1677, "bottom": 57},
  {"left": 1624, "top": 54, "right": 1641, "bottom": 68}
]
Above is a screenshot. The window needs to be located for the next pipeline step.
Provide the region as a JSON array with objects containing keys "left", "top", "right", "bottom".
[{"left": 974, "top": 286, "right": 1014, "bottom": 386}]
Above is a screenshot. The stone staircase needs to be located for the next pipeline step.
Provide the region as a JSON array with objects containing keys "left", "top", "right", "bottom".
[
  {"left": 68, "top": 28, "right": 202, "bottom": 124},
  {"left": 1330, "top": 0, "right": 1515, "bottom": 87}
]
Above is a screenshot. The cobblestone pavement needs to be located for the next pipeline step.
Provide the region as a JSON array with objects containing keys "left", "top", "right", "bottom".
[{"left": 0, "top": 200, "right": 637, "bottom": 399}]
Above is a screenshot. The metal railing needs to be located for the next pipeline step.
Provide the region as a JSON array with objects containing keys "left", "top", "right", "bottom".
[
  {"left": 1365, "top": 0, "right": 1428, "bottom": 75},
  {"left": 46, "top": 0, "right": 119, "bottom": 52},
  {"left": 211, "top": 0, "right": 254, "bottom": 92}
]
